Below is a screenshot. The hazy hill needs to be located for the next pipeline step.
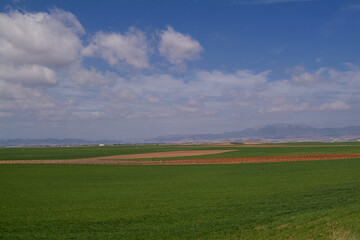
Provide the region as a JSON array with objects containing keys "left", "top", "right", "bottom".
[
  {"left": 0, "top": 138, "right": 122, "bottom": 147},
  {"left": 148, "top": 124, "right": 360, "bottom": 143},
  {"left": 2, "top": 124, "right": 360, "bottom": 146}
]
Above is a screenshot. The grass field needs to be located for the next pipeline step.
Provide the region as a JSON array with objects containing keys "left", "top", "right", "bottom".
[
  {"left": 1, "top": 144, "right": 360, "bottom": 239},
  {"left": 1, "top": 143, "right": 360, "bottom": 160}
]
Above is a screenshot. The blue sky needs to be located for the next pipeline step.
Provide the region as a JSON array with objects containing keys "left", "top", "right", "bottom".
[{"left": 0, "top": 0, "right": 359, "bottom": 140}]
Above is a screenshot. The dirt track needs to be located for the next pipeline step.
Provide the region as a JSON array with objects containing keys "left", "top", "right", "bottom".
[
  {"left": 95, "top": 150, "right": 235, "bottom": 159},
  {"left": 1, "top": 153, "right": 359, "bottom": 165}
]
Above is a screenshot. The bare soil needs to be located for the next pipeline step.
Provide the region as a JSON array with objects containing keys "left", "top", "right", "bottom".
[
  {"left": 1, "top": 153, "right": 359, "bottom": 165},
  {"left": 206, "top": 144, "right": 360, "bottom": 147},
  {"left": 95, "top": 150, "right": 235, "bottom": 159}
]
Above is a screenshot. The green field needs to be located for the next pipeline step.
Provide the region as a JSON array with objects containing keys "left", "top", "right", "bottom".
[
  {"left": 1, "top": 143, "right": 360, "bottom": 160},
  {"left": 1, "top": 144, "right": 360, "bottom": 239}
]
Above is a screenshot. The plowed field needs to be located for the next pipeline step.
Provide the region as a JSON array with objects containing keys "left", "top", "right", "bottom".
[{"left": 1, "top": 153, "right": 359, "bottom": 165}]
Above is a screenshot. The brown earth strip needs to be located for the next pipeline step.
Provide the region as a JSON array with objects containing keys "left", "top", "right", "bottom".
[
  {"left": 94, "top": 150, "right": 235, "bottom": 159},
  {"left": 205, "top": 144, "right": 360, "bottom": 147},
  {"left": 1, "top": 153, "right": 359, "bottom": 165}
]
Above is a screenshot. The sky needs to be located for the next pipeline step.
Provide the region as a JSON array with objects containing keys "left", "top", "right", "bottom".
[{"left": 0, "top": 0, "right": 359, "bottom": 140}]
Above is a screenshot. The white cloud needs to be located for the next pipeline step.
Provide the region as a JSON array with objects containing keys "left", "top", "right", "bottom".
[
  {"left": 259, "top": 100, "right": 350, "bottom": 113},
  {"left": 37, "top": 109, "right": 67, "bottom": 121},
  {"left": 259, "top": 99, "right": 310, "bottom": 113},
  {"left": 197, "top": 69, "right": 268, "bottom": 87},
  {"left": 124, "top": 103, "right": 213, "bottom": 120},
  {"left": 0, "top": 64, "right": 57, "bottom": 86},
  {"left": 286, "top": 66, "right": 360, "bottom": 98},
  {"left": 159, "top": 26, "right": 202, "bottom": 68},
  {"left": 0, "top": 9, "right": 84, "bottom": 67},
  {"left": 7, "top": 62, "right": 355, "bottom": 122},
  {"left": 117, "top": 88, "right": 138, "bottom": 100},
  {"left": 264, "top": 104, "right": 309, "bottom": 113},
  {"left": 128, "top": 73, "right": 187, "bottom": 94},
  {"left": 143, "top": 93, "right": 161, "bottom": 103},
  {"left": 83, "top": 28, "right": 150, "bottom": 69},
  {"left": 0, "top": 8, "right": 357, "bottom": 129},
  {"left": 49, "top": 8, "right": 85, "bottom": 35},
  {"left": 0, "top": 80, "right": 56, "bottom": 110},
  {"left": 254, "top": 65, "right": 359, "bottom": 114},
  {"left": 200, "top": 66, "right": 359, "bottom": 115},
  {"left": 72, "top": 111, "right": 104, "bottom": 120},
  {"left": 98, "top": 66, "right": 357, "bottom": 120},
  {"left": 288, "top": 65, "right": 323, "bottom": 83},
  {"left": 0, "top": 80, "right": 39, "bottom": 100},
  {"left": 0, "top": 9, "right": 90, "bottom": 122},
  {"left": 317, "top": 100, "right": 350, "bottom": 111},
  {"left": 68, "top": 63, "right": 115, "bottom": 87},
  {"left": 292, "top": 71, "right": 318, "bottom": 83}
]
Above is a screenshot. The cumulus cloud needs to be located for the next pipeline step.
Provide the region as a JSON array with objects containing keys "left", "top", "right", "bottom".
[
  {"left": 0, "top": 7, "right": 357, "bottom": 130},
  {"left": 100, "top": 65, "right": 357, "bottom": 119},
  {"left": 0, "top": 64, "right": 57, "bottom": 86},
  {"left": 288, "top": 65, "right": 323, "bottom": 83},
  {"left": 0, "top": 9, "right": 84, "bottom": 67},
  {"left": 292, "top": 71, "right": 318, "bottom": 83},
  {"left": 193, "top": 69, "right": 269, "bottom": 98},
  {"left": 286, "top": 66, "right": 360, "bottom": 99},
  {"left": 159, "top": 26, "right": 202, "bottom": 69},
  {"left": 0, "top": 8, "right": 86, "bottom": 96},
  {"left": 253, "top": 66, "right": 359, "bottom": 115},
  {"left": 0, "top": 80, "right": 56, "bottom": 110},
  {"left": 68, "top": 63, "right": 115, "bottom": 87},
  {"left": 83, "top": 28, "right": 150, "bottom": 69},
  {"left": 197, "top": 66, "right": 358, "bottom": 116}
]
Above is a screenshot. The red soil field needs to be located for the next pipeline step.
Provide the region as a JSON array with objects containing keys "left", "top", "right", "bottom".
[{"left": 1, "top": 153, "right": 359, "bottom": 165}]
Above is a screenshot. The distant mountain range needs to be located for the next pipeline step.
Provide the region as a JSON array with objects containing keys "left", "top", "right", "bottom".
[
  {"left": 147, "top": 124, "right": 360, "bottom": 143},
  {"left": 0, "top": 138, "right": 123, "bottom": 147},
  {"left": 1, "top": 124, "right": 360, "bottom": 146}
]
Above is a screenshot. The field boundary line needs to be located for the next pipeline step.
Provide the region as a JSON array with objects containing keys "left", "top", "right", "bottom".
[{"left": 1, "top": 153, "right": 359, "bottom": 165}]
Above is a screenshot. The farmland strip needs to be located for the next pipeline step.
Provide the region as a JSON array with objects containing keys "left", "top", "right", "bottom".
[{"left": 1, "top": 153, "right": 359, "bottom": 165}]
